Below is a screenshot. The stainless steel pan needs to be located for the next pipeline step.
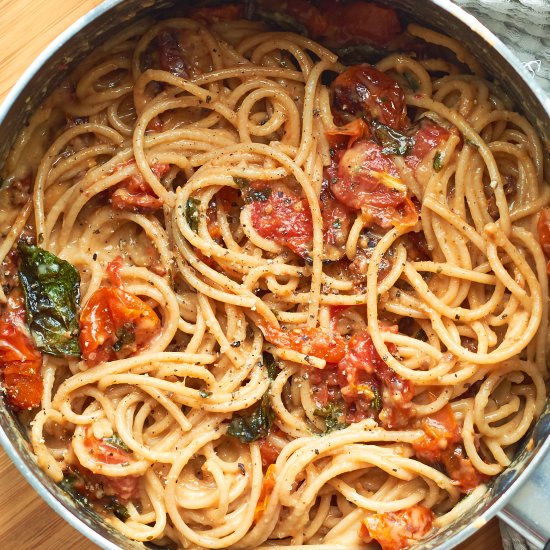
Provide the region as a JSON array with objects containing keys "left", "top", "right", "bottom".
[{"left": 0, "top": 1, "right": 549, "bottom": 548}]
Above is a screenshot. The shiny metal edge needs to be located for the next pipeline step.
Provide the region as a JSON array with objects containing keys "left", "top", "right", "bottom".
[{"left": 0, "top": 1, "right": 548, "bottom": 549}]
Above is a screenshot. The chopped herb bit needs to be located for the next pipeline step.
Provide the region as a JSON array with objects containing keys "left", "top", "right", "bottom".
[
  {"left": 59, "top": 474, "right": 89, "bottom": 507},
  {"left": 227, "top": 391, "right": 274, "bottom": 442},
  {"left": 112, "top": 323, "right": 135, "bottom": 353},
  {"left": 244, "top": 186, "right": 272, "bottom": 204},
  {"left": 18, "top": 242, "right": 81, "bottom": 357},
  {"left": 233, "top": 176, "right": 249, "bottom": 189},
  {"left": 332, "top": 218, "right": 342, "bottom": 229},
  {"left": 465, "top": 139, "right": 479, "bottom": 149},
  {"left": 199, "top": 389, "right": 212, "bottom": 398},
  {"left": 314, "top": 403, "right": 348, "bottom": 434},
  {"left": 371, "top": 121, "right": 414, "bottom": 156},
  {"left": 333, "top": 44, "right": 386, "bottom": 65},
  {"left": 185, "top": 198, "right": 200, "bottom": 232},
  {"left": 263, "top": 352, "right": 280, "bottom": 380},
  {"left": 105, "top": 496, "right": 130, "bottom": 521},
  {"left": 103, "top": 433, "right": 132, "bottom": 453},
  {"left": 433, "top": 151, "right": 443, "bottom": 172},
  {"left": 404, "top": 72, "right": 420, "bottom": 92}
]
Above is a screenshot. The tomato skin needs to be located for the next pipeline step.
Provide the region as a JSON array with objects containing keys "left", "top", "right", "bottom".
[
  {"left": 111, "top": 163, "right": 170, "bottom": 214},
  {"left": 405, "top": 123, "right": 451, "bottom": 170},
  {"left": 331, "top": 65, "right": 407, "bottom": 129},
  {"left": 258, "top": 438, "right": 281, "bottom": 470},
  {"left": 261, "top": 323, "right": 348, "bottom": 364},
  {"left": 359, "top": 504, "right": 434, "bottom": 550},
  {"left": 84, "top": 429, "right": 130, "bottom": 466},
  {"left": 319, "top": 1, "right": 401, "bottom": 47},
  {"left": 320, "top": 182, "right": 353, "bottom": 249},
  {"left": 158, "top": 30, "right": 188, "bottom": 78},
  {"left": 0, "top": 320, "right": 43, "bottom": 409},
  {"left": 79, "top": 287, "right": 160, "bottom": 366},
  {"left": 248, "top": 182, "right": 313, "bottom": 259},
  {"left": 413, "top": 406, "right": 486, "bottom": 492},
  {"left": 254, "top": 464, "right": 277, "bottom": 523}
]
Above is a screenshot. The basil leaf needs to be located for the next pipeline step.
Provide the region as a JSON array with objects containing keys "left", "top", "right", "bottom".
[
  {"left": 314, "top": 403, "right": 348, "bottom": 434},
  {"left": 233, "top": 176, "right": 249, "bottom": 189},
  {"left": 18, "top": 242, "right": 81, "bottom": 357},
  {"left": 244, "top": 186, "right": 272, "bottom": 204},
  {"left": 185, "top": 198, "right": 200, "bottom": 232},
  {"left": 59, "top": 474, "right": 89, "bottom": 507},
  {"left": 103, "top": 433, "right": 132, "bottom": 453},
  {"left": 334, "top": 44, "right": 387, "bottom": 65},
  {"left": 372, "top": 121, "right": 415, "bottom": 156},
  {"left": 433, "top": 151, "right": 443, "bottom": 172},
  {"left": 105, "top": 496, "right": 130, "bottom": 521},
  {"left": 112, "top": 323, "right": 136, "bottom": 353},
  {"left": 263, "top": 352, "right": 280, "bottom": 380},
  {"left": 404, "top": 72, "right": 420, "bottom": 92},
  {"left": 227, "top": 391, "right": 274, "bottom": 443},
  {"left": 252, "top": 9, "right": 308, "bottom": 35}
]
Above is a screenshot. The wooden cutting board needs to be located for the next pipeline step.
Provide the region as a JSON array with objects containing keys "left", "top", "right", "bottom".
[{"left": 0, "top": 0, "right": 503, "bottom": 548}]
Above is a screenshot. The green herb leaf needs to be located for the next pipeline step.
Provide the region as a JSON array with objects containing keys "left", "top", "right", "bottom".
[
  {"left": 371, "top": 121, "right": 414, "bottom": 156},
  {"left": 103, "top": 433, "right": 132, "bottom": 453},
  {"left": 185, "top": 198, "right": 200, "bottom": 232},
  {"left": 253, "top": 9, "right": 308, "bottom": 35},
  {"left": 263, "top": 352, "right": 280, "bottom": 380},
  {"left": 433, "top": 151, "right": 443, "bottom": 172},
  {"left": 105, "top": 496, "right": 130, "bottom": 521},
  {"left": 112, "top": 323, "right": 135, "bottom": 353},
  {"left": 18, "top": 242, "right": 81, "bottom": 357},
  {"left": 333, "top": 44, "right": 387, "bottom": 65},
  {"left": 59, "top": 473, "right": 89, "bottom": 507},
  {"left": 199, "top": 389, "right": 212, "bottom": 398},
  {"left": 244, "top": 186, "right": 272, "bottom": 204},
  {"left": 233, "top": 176, "right": 250, "bottom": 189},
  {"left": 227, "top": 391, "right": 274, "bottom": 443},
  {"left": 404, "top": 72, "right": 420, "bottom": 92},
  {"left": 314, "top": 402, "right": 348, "bottom": 434},
  {"left": 465, "top": 138, "right": 479, "bottom": 149}
]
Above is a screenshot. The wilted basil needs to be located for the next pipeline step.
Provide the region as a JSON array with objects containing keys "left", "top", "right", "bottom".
[
  {"left": 18, "top": 242, "right": 80, "bottom": 357},
  {"left": 314, "top": 403, "right": 348, "bottom": 434},
  {"left": 185, "top": 198, "right": 200, "bottom": 232},
  {"left": 372, "top": 121, "right": 415, "bottom": 156},
  {"left": 227, "top": 391, "right": 274, "bottom": 442}
]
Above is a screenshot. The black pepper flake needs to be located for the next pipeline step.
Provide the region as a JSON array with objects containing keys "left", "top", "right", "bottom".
[
  {"left": 314, "top": 449, "right": 319, "bottom": 455},
  {"left": 231, "top": 340, "right": 241, "bottom": 348},
  {"left": 92, "top": 253, "right": 97, "bottom": 261},
  {"left": 238, "top": 463, "right": 246, "bottom": 475}
]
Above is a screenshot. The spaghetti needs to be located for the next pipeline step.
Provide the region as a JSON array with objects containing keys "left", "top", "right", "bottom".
[{"left": 0, "top": 3, "right": 548, "bottom": 549}]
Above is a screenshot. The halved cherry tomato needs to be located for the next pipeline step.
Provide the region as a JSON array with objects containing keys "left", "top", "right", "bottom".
[
  {"left": 110, "top": 163, "right": 170, "bottom": 213},
  {"left": 328, "top": 140, "right": 418, "bottom": 229},
  {"left": 84, "top": 428, "right": 131, "bottom": 466},
  {"left": 258, "top": 438, "right": 281, "bottom": 470},
  {"left": 0, "top": 320, "right": 43, "bottom": 409},
  {"left": 359, "top": 504, "right": 434, "bottom": 550},
  {"left": 189, "top": 3, "right": 244, "bottom": 23},
  {"left": 326, "top": 118, "right": 370, "bottom": 151},
  {"left": 338, "top": 329, "right": 414, "bottom": 429},
  {"left": 442, "top": 444, "right": 487, "bottom": 492},
  {"left": 331, "top": 65, "right": 407, "bottom": 129},
  {"left": 157, "top": 29, "right": 188, "bottom": 78},
  {"left": 319, "top": 1, "right": 401, "bottom": 47},
  {"left": 254, "top": 464, "right": 277, "bottom": 523},
  {"left": 79, "top": 287, "right": 160, "bottom": 365},
  {"left": 413, "top": 405, "right": 461, "bottom": 463},
  {"left": 320, "top": 182, "right": 353, "bottom": 252},
  {"left": 260, "top": 322, "right": 347, "bottom": 364},
  {"left": 405, "top": 123, "right": 451, "bottom": 170},
  {"left": 248, "top": 180, "right": 313, "bottom": 259}
]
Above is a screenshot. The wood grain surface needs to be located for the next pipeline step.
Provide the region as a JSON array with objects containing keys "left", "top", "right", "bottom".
[{"left": 0, "top": 1, "right": 503, "bottom": 549}]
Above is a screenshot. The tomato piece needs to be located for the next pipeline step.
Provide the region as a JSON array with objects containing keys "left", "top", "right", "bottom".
[
  {"left": 111, "top": 163, "right": 170, "bottom": 213},
  {"left": 84, "top": 428, "right": 131, "bottom": 466},
  {"left": 320, "top": 182, "right": 353, "bottom": 257},
  {"left": 338, "top": 330, "right": 414, "bottom": 429},
  {"left": 157, "top": 29, "right": 189, "bottom": 78},
  {"left": 258, "top": 438, "right": 281, "bottom": 470},
  {"left": 538, "top": 209, "right": 550, "bottom": 274},
  {"left": 404, "top": 230, "right": 431, "bottom": 261},
  {"left": 103, "top": 475, "right": 140, "bottom": 501},
  {"left": 106, "top": 256, "right": 123, "bottom": 287},
  {"left": 441, "top": 444, "right": 487, "bottom": 492},
  {"left": 189, "top": 3, "right": 244, "bottom": 23},
  {"left": 0, "top": 320, "right": 43, "bottom": 409},
  {"left": 79, "top": 287, "right": 160, "bottom": 365},
  {"left": 254, "top": 464, "right": 277, "bottom": 523},
  {"left": 359, "top": 505, "right": 434, "bottom": 550},
  {"left": 319, "top": 1, "right": 401, "bottom": 47},
  {"left": 332, "top": 65, "right": 407, "bottom": 129},
  {"left": 261, "top": 323, "right": 347, "bottom": 364},
  {"left": 248, "top": 181, "right": 313, "bottom": 259},
  {"left": 326, "top": 119, "right": 369, "bottom": 151},
  {"left": 413, "top": 405, "right": 461, "bottom": 463},
  {"left": 405, "top": 123, "right": 451, "bottom": 170}
]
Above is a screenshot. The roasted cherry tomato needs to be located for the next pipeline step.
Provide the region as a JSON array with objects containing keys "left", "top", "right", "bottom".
[
  {"left": 258, "top": 438, "right": 281, "bottom": 470},
  {"left": 319, "top": 0, "right": 401, "bottom": 47},
  {"left": 260, "top": 323, "right": 348, "bottom": 364},
  {"left": 339, "top": 329, "right": 414, "bottom": 429},
  {"left": 320, "top": 182, "right": 353, "bottom": 259},
  {"left": 79, "top": 287, "right": 160, "bottom": 365},
  {"left": 332, "top": 65, "right": 407, "bottom": 129},
  {"left": 157, "top": 29, "right": 188, "bottom": 78},
  {"left": 405, "top": 123, "right": 451, "bottom": 170},
  {"left": 248, "top": 180, "right": 313, "bottom": 260},
  {"left": 359, "top": 505, "right": 434, "bottom": 550},
  {"left": 0, "top": 320, "right": 43, "bottom": 409},
  {"left": 111, "top": 163, "right": 170, "bottom": 213},
  {"left": 84, "top": 428, "right": 131, "bottom": 466}
]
